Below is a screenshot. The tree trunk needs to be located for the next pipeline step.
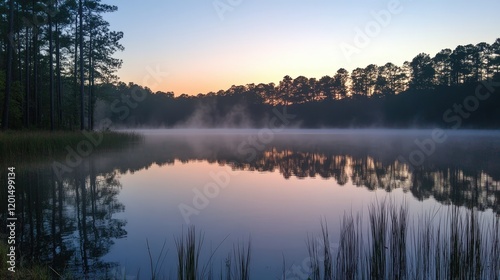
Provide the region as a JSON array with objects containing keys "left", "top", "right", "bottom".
[
  {"left": 33, "top": 0, "right": 39, "bottom": 127},
  {"left": 16, "top": 2, "right": 22, "bottom": 88},
  {"left": 24, "top": 20, "right": 30, "bottom": 127},
  {"left": 79, "top": 0, "right": 85, "bottom": 130},
  {"left": 49, "top": 4, "right": 54, "bottom": 131},
  {"left": 73, "top": 12, "right": 78, "bottom": 129},
  {"left": 56, "top": 13, "right": 62, "bottom": 128},
  {"left": 88, "top": 31, "right": 93, "bottom": 130},
  {"left": 2, "top": 0, "right": 15, "bottom": 130}
]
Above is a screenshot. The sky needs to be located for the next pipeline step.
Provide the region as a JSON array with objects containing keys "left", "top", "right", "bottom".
[{"left": 101, "top": 0, "right": 500, "bottom": 95}]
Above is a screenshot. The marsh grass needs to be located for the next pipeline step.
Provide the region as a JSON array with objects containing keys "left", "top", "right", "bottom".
[
  {"left": 231, "top": 240, "right": 251, "bottom": 280},
  {"left": 306, "top": 233, "right": 321, "bottom": 280},
  {"left": 368, "top": 199, "right": 388, "bottom": 279},
  {"left": 0, "top": 240, "right": 52, "bottom": 280},
  {"left": 174, "top": 226, "right": 247, "bottom": 280},
  {"left": 175, "top": 226, "right": 204, "bottom": 280},
  {"left": 335, "top": 213, "right": 361, "bottom": 280},
  {"left": 389, "top": 200, "right": 407, "bottom": 280},
  {"left": 147, "top": 239, "right": 169, "bottom": 280},
  {"left": 0, "top": 130, "right": 141, "bottom": 163},
  {"left": 304, "top": 200, "right": 500, "bottom": 280}
]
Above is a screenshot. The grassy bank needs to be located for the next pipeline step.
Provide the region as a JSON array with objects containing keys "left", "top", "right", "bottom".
[
  {"left": 0, "top": 240, "right": 51, "bottom": 280},
  {"left": 0, "top": 130, "right": 142, "bottom": 163}
]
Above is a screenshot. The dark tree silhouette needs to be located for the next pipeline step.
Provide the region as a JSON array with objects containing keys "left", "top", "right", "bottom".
[
  {"left": 332, "top": 68, "right": 349, "bottom": 99},
  {"left": 410, "top": 53, "right": 435, "bottom": 90},
  {"left": 2, "top": 0, "right": 14, "bottom": 130}
]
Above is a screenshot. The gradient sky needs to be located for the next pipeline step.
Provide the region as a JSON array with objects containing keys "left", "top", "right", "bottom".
[{"left": 101, "top": 0, "right": 500, "bottom": 95}]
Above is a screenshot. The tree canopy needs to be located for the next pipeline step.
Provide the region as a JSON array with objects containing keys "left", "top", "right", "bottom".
[
  {"left": 1, "top": 2, "right": 499, "bottom": 130},
  {"left": 0, "top": 0, "right": 123, "bottom": 130}
]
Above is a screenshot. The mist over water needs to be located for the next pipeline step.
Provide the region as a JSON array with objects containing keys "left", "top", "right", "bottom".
[
  {"left": 115, "top": 128, "right": 500, "bottom": 191},
  {"left": 4, "top": 129, "right": 500, "bottom": 279},
  {"left": 173, "top": 103, "right": 257, "bottom": 128}
]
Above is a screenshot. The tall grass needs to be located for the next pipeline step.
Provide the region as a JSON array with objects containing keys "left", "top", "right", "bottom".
[
  {"left": 0, "top": 240, "right": 52, "bottom": 280},
  {"left": 231, "top": 240, "right": 251, "bottom": 280},
  {"left": 175, "top": 226, "right": 204, "bottom": 280},
  {"left": 147, "top": 239, "right": 168, "bottom": 280},
  {"left": 306, "top": 233, "right": 321, "bottom": 280},
  {"left": 306, "top": 200, "right": 500, "bottom": 280},
  {"left": 335, "top": 213, "right": 360, "bottom": 280},
  {"left": 389, "top": 200, "right": 407, "bottom": 280},
  {"left": 174, "top": 226, "right": 250, "bottom": 280},
  {"left": 489, "top": 216, "right": 500, "bottom": 280},
  {"left": 368, "top": 199, "right": 388, "bottom": 279}
]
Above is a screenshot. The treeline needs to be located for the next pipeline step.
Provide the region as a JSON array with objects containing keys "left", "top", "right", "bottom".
[
  {"left": 2, "top": 4, "right": 500, "bottom": 131},
  {"left": 96, "top": 38, "right": 500, "bottom": 128},
  {"left": 0, "top": 0, "right": 122, "bottom": 130}
]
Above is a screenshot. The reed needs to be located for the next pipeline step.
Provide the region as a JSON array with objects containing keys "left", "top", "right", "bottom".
[
  {"left": 175, "top": 226, "right": 203, "bottom": 280},
  {"left": 306, "top": 233, "right": 321, "bottom": 280},
  {"left": 367, "top": 199, "right": 388, "bottom": 280},
  {"left": 232, "top": 240, "right": 251, "bottom": 280},
  {"left": 389, "top": 200, "right": 407, "bottom": 280},
  {"left": 301, "top": 199, "right": 499, "bottom": 280},
  {"left": 335, "top": 212, "right": 360, "bottom": 280},
  {"left": 147, "top": 239, "right": 168, "bottom": 280},
  {"left": 321, "top": 221, "right": 333, "bottom": 280}
]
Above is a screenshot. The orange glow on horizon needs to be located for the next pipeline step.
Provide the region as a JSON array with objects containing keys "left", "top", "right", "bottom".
[{"left": 128, "top": 71, "right": 284, "bottom": 96}]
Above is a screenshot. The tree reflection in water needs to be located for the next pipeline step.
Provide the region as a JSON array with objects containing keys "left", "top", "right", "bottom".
[
  {"left": 0, "top": 157, "right": 126, "bottom": 278},
  {"left": 0, "top": 130, "right": 499, "bottom": 278}
]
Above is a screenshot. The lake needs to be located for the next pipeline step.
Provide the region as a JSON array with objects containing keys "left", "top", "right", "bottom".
[{"left": 2, "top": 129, "right": 499, "bottom": 279}]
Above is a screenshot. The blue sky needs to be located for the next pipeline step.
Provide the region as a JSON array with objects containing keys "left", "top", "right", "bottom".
[{"left": 101, "top": 0, "right": 500, "bottom": 95}]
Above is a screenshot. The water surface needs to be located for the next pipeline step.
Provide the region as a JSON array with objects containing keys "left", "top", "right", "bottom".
[{"left": 1, "top": 129, "right": 499, "bottom": 279}]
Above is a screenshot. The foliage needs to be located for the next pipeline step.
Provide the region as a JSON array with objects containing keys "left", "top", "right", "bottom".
[
  {"left": 0, "top": 0, "right": 123, "bottom": 130},
  {"left": 91, "top": 38, "right": 500, "bottom": 129}
]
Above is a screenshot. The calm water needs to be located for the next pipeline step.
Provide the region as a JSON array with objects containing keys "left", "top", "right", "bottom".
[{"left": 1, "top": 129, "right": 499, "bottom": 279}]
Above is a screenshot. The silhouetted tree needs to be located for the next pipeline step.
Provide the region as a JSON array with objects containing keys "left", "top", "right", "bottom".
[
  {"left": 490, "top": 39, "right": 500, "bottom": 76},
  {"left": 308, "top": 77, "right": 320, "bottom": 101},
  {"left": 351, "top": 67, "right": 366, "bottom": 96},
  {"left": 410, "top": 53, "right": 435, "bottom": 89},
  {"left": 292, "top": 75, "right": 310, "bottom": 104},
  {"left": 278, "top": 75, "right": 293, "bottom": 105},
  {"left": 318, "top": 75, "right": 334, "bottom": 100},
  {"left": 474, "top": 42, "right": 490, "bottom": 82},
  {"left": 433, "top": 49, "right": 452, "bottom": 86},
  {"left": 364, "top": 64, "right": 378, "bottom": 96},
  {"left": 332, "top": 68, "right": 349, "bottom": 99},
  {"left": 450, "top": 45, "right": 477, "bottom": 84},
  {"left": 1, "top": 0, "right": 14, "bottom": 130}
]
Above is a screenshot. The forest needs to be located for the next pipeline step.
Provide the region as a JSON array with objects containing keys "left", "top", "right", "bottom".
[
  {"left": 96, "top": 38, "right": 500, "bottom": 129},
  {"left": 0, "top": 0, "right": 123, "bottom": 130},
  {"left": 1, "top": 0, "right": 499, "bottom": 130}
]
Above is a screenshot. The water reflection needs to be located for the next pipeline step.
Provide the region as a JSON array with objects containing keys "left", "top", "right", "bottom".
[
  {"left": 1, "top": 130, "right": 499, "bottom": 278},
  {"left": 113, "top": 130, "right": 500, "bottom": 214},
  {"left": 0, "top": 159, "right": 126, "bottom": 278}
]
